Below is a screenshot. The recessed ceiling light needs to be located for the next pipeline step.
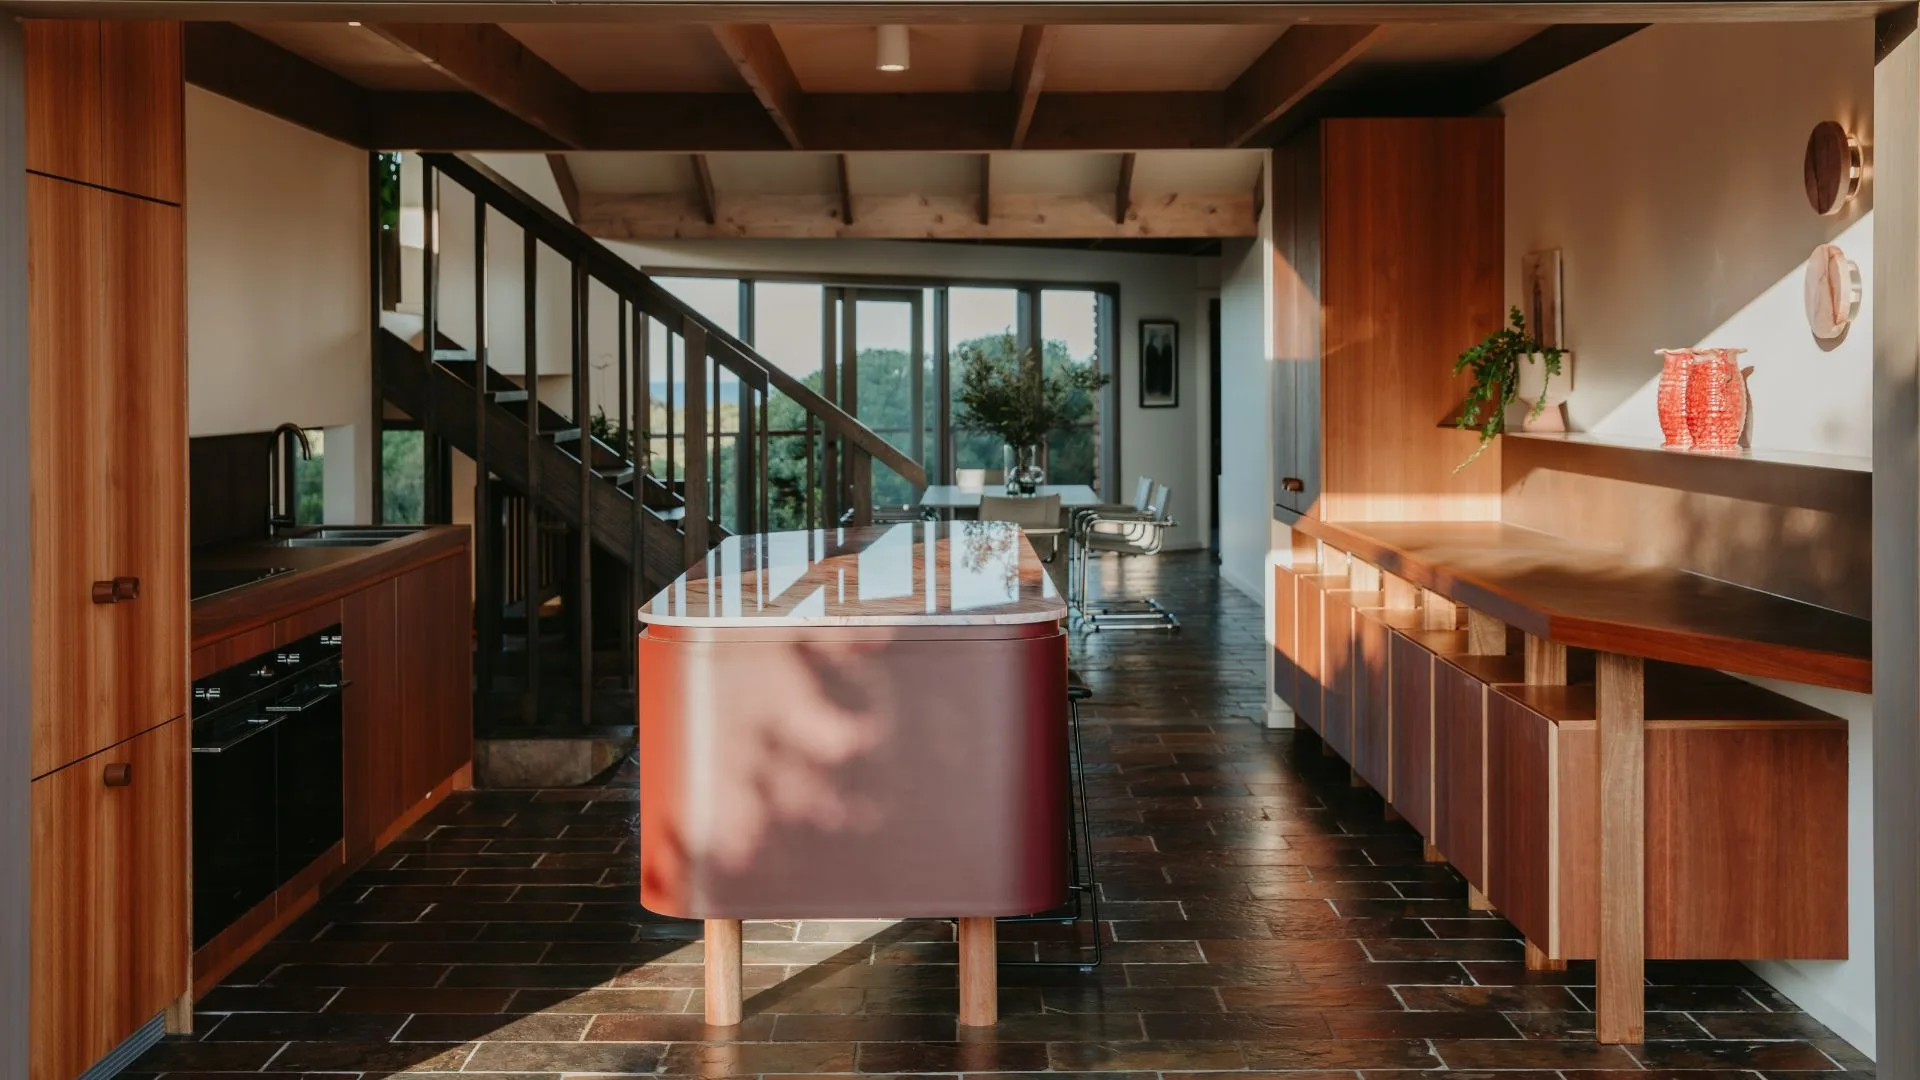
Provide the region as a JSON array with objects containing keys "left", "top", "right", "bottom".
[
  {"left": 347, "top": 20, "right": 362, "bottom": 26},
  {"left": 876, "top": 25, "right": 909, "bottom": 72}
]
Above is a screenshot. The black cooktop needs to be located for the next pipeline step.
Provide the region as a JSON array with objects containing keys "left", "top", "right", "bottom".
[{"left": 189, "top": 566, "right": 296, "bottom": 602}]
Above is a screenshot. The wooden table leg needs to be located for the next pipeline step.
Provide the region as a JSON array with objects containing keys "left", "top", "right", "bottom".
[
  {"left": 958, "top": 916, "right": 997, "bottom": 1027},
  {"left": 1596, "top": 652, "right": 1645, "bottom": 1044},
  {"left": 1525, "top": 939, "right": 1568, "bottom": 972},
  {"left": 704, "top": 918, "right": 743, "bottom": 1027}
]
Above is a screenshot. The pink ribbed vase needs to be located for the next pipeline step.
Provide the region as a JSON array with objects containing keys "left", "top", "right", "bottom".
[
  {"left": 1655, "top": 349, "right": 1696, "bottom": 449},
  {"left": 1685, "top": 348, "right": 1750, "bottom": 452}
]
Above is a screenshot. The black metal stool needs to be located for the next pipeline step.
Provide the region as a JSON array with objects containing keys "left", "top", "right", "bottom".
[{"left": 994, "top": 669, "right": 1102, "bottom": 971}]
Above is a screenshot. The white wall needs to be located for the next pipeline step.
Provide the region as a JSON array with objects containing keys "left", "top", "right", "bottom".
[
  {"left": 594, "top": 236, "right": 1216, "bottom": 550},
  {"left": 186, "top": 87, "right": 372, "bottom": 522},
  {"left": 1504, "top": 21, "right": 1874, "bottom": 461},
  {"left": 1502, "top": 20, "right": 1878, "bottom": 1054},
  {"left": 1217, "top": 164, "right": 1273, "bottom": 598}
]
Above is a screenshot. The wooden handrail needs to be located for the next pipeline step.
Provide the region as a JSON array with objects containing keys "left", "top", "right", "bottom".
[{"left": 424, "top": 153, "right": 928, "bottom": 490}]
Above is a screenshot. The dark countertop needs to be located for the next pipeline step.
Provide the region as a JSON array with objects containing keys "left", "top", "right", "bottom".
[{"left": 192, "top": 525, "right": 470, "bottom": 650}]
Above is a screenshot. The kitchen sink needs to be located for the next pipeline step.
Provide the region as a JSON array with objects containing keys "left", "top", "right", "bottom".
[{"left": 265, "top": 526, "right": 425, "bottom": 548}]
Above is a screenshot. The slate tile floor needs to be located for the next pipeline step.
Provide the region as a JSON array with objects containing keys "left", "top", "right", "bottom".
[{"left": 128, "top": 553, "right": 1874, "bottom": 1078}]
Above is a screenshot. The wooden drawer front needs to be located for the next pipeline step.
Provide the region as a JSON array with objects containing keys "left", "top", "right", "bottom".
[
  {"left": 397, "top": 553, "right": 474, "bottom": 804},
  {"left": 1485, "top": 693, "right": 1553, "bottom": 950},
  {"left": 31, "top": 718, "right": 187, "bottom": 1080},
  {"left": 1432, "top": 658, "right": 1487, "bottom": 889},
  {"left": 1272, "top": 565, "right": 1297, "bottom": 711},
  {"left": 1294, "top": 576, "right": 1323, "bottom": 734},
  {"left": 1352, "top": 610, "right": 1392, "bottom": 792},
  {"left": 1321, "top": 593, "right": 1356, "bottom": 760},
  {"left": 1645, "top": 725, "right": 1847, "bottom": 959},
  {"left": 1387, "top": 630, "right": 1435, "bottom": 837}
]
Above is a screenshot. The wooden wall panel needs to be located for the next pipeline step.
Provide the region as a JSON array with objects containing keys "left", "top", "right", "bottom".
[
  {"left": 1432, "top": 658, "right": 1487, "bottom": 887},
  {"left": 341, "top": 580, "right": 403, "bottom": 863},
  {"left": 1294, "top": 575, "right": 1323, "bottom": 735},
  {"left": 99, "top": 22, "right": 183, "bottom": 204},
  {"left": 1558, "top": 725, "right": 1599, "bottom": 960},
  {"left": 1352, "top": 608, "right": 1393, "bottom": 792},
  {"left": 1317, "top": 117, "right": 1504, "bottom": 523},
  {"left": 30, "top": 718, "right": 187, "bottom": 1080},
  {"left": 1273, "top": 565, "right": 1297, "bottom": 711},
  {"left": 1485, "top": 693, "right": 1552, "bottom": 949},
  {"left": 23, "top": 21, "right": 99, "bottom": 187},
  {"left": 1646, "top": 725, "right": 1849, "bottom": 958},
  {"left": 1321, "top": 592, "right": 1356, "bottom": 760},
  {"left": 1502, "top": 435, "right": 1872, "bottom": 619},
  {"left": 1387, "top": 630, "right": 1434, "bottom": 837}
]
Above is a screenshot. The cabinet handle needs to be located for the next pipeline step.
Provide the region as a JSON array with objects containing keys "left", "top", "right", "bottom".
[
  {"left": 90, "top": 577, "right": 141, "bottom": 604},
  {"left": 91, "top": 580, "right": 117, "bottom": 604},
  {"left": 1282, "top": 477, "right": 1305, "bottom": 493},
  {"left": 102, "top": 763, "right": 132, "bottom": 787}
]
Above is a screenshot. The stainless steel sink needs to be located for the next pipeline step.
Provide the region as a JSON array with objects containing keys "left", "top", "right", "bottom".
[{"left": 265, "top": 526, "right": 424, "bottom": 548}]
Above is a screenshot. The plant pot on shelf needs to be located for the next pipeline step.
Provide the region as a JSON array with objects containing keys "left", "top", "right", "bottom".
[{"left": 1515, "top": 351, "right": 1574, "bottom": 432}]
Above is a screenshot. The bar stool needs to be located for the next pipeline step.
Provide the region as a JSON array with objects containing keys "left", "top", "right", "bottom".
[{"left": 994, "top": 667, "right": 1102, "bottom": 972}]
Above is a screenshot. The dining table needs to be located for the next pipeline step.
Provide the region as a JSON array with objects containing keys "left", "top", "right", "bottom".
[{"left": 917, "top": 483, "right": 1103, "bottom": 514}]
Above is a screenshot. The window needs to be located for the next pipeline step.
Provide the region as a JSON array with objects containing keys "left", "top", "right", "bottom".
[
  {"left": 1040, "top": 290, "right": 1104, "bottom": 489},
  {"left": 382, "top": 428, "right": 426, "bottom": 525},
  {"left": 293, "top": 428, "right": 326, "bottom": 525}
]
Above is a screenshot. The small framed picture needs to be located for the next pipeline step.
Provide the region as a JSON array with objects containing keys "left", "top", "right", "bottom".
[{"left": 1138, "top": 319, "right": 1179, "bottom": 408}]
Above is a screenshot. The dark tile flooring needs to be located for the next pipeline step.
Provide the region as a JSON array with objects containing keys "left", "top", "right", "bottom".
[{"left": 128, "top": 553, "right": 1874, "bottom": 1078}]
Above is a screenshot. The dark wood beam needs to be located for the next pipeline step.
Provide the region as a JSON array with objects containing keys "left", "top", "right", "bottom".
[
  {"left": 712, "top": 24, "right": 805, "bottom": 149},
  {"left": 836, "top": 154, "right": 854, "bottom": 225},
  {"left": 369, "top": 92, "right": 562, "bottom": 150},
  {"left": 1224, "top": 24, "right": 1383, "bottom": 148},
  {"left": 1252, "top": 159, "right": 1266, "bottom": 221},
  {"left": 365, "top": 23, "right": 589, "bottom": 148},
  {"left": 183, "top": 22, "right": 369, "bottom": 146},
  {"left": 589, "top": 93, "right": 787, "bottom": 151},
  {"left": 979, "top": 154, "right": 992, "bottom": 225},
  {"left": 1446, "top": 24, "right": 1648, "bottom": 110},
  {"left": 1115, "top": 151, "right": 1135, "bottom": 225},
  {"left": 690, "top": 154, "right": 717, "bottom": 225},
  {"left": 1009, "top": 25, "right": 1052, "bottom": 148},
  {"left": 547, "top": 153, "right": 580, "bottom": 221},
  {"left": 8, "top": 2, "right": 1892, "bottom": 20}
]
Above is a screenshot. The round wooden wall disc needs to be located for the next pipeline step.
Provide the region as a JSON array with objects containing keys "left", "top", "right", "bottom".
[{"left": 1805, "top": 121, "right": 1860, "bottom": 216}]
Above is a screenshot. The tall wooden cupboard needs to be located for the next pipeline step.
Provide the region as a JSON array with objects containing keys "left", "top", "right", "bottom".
[
  {"left": 1270, "top": 117, "right": 1505, "bottom": 523},
  {"left": 24, "top": 20, "right": 189, "bottom": 1080}
]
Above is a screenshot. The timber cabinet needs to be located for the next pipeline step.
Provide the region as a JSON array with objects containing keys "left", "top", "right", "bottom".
[
  {"left": 1270, "top": 117, "right": 1504, "bottom": 522},
  {"left": 25, "top": 18, "right": 190, "bottom": 1079}
]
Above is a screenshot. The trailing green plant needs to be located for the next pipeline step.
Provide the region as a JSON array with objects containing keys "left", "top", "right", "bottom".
[
  {"left": 953, "top": 332, "right": 1110, "bottom": 449},
  {"left": 590, "top": 406, "right": 637, "bottom": 461},
  {"left": 1451, "top": 306, "right": 1562, "bottom": 471}
]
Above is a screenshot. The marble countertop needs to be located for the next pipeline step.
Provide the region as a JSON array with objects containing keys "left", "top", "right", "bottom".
[{"left": 638, "top": 522, "right": 1067, "bottom": 627}]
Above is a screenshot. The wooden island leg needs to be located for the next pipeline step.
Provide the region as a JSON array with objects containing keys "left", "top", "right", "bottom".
[
  {"left": 1595, "top": 652, "right": 1645, "bottom": 1044},
  {"left": 704, "top": 918, "right": 743, "bottom": 1027},
  {"left": 958, "top": 916, "right": 997, "bottom": 1026},
  {"left": 1524, "top": 633, "right": 1569, "bottom": 968}
]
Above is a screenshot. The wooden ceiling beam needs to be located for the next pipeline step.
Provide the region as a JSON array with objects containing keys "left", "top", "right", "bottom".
[
  {"left": 365, "top": 22, "right": 590, "bottom": 148},
  {"left": 1115, "top": 151, "right": 1136, "bottom": 225},
  {"left": 23, "top": 3, "right": 1889, "bottom": 21},
  {"left": 578, "top": 190, "right": 1257, "bottom": 242},
  {"left": 547, "top": 154, "right": 581, "bottom": 221},
  {"left": 1009, "top": 25, "right": 1053, "bottom": 148},
  {"left": 979, "top": 154, "right": 992, "bottom": 225},
  {"left": 183, "top": 22, "right": 370, "bottom": 147},
  {"left": 712, "top": 24, "right": 806, "bottom": 149},
  {"left": 1223, "top": 24, "right": 1384, "bottom": 148},
  {"left": 690, "top": 154, "right": 718, "bottom": 225}
]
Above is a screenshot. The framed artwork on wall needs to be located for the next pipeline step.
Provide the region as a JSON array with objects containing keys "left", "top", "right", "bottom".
[
  {"left": 1139, "top": 319, "right": 1179, "bottom": 408},
  {"left": 1521, "top": 249, "right": 1564, "bottom": 348}
]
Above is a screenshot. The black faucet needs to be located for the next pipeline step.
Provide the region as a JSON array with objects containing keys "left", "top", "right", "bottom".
[{"left": 269, "top": 423, "right": 313, "bottom": 534}]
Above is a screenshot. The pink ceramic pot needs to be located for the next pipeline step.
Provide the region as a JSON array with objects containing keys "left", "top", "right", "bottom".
[
  {"left": 1656, "top": 349, "right": 1695, "bottom": 449},
  {"left": 1685, "top": 348, "right": 1750, "bottom": 452}
]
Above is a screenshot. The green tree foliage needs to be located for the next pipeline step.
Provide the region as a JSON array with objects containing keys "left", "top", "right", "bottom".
[{"left": 382, "top": 430, "right": 425, "bottom": 525}]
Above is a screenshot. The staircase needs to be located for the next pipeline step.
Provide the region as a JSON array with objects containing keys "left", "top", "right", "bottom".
[{"left": 374, "top": 153, "right": 928, "bottom": 733}]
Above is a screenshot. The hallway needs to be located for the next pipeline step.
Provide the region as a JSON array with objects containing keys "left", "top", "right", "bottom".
[{"left": 128, "top": 554, "right": 1872, "bottom": 1078}]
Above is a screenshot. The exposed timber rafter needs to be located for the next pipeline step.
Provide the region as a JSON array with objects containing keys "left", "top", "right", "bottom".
[
  {"left": 1009, "top": 25, "right": 1053, "bottom": 148},
  {"left": 1224, "top": 23, "right": 1384, "bottom": 148},
  {"left": 690, "top": 154, "right": 718, "bottom": 225},
  {"left": 363, "top": 22, "right": 590, "bottom": 148},
  {"left": 979, "top": 154, "right": 992, "bottom": 225},
  {"left": 836, "top": 154, "right": 855, "bottom": 225},
  {"left": 547, "top": 153, "right": 581, "bottom": 221},
  {"left": 712, "top": 24, "right": 806, "bottom": 149},
  {"left": 183, "top": 22, "right": 369, "bottom": 146},
  {"left": 1115, "top": 151, "right": 1136, "bottom": 225}
]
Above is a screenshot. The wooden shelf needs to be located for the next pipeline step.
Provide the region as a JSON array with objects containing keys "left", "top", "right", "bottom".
[
  {"left": 1287, "top": 517, "right": 1871, "bottom": 694},
  {"left": 1505, "top": 430, "right": 1871, "bottom": 475}
]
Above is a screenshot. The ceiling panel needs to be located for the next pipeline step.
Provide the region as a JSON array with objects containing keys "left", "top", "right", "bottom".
[
  {"left": 707, "top": 153, "right": 840, "bottom": 194},
  {"left": 239, "top": 22, "right": 458, "bottom": 90},
  {"left": 848, "top": 153, "right": 981, "bottom": 196},
  {"left": 1044, "top": 25, "right": 1287, "bottom": 91},
  {"left": 991, "top": 152, "right": 1123, "bottom": 197},
  {"left": 565, "top": 153, "right": 698, "bottom": 194},
  {"left": 773, "top": 24, "right": 1022, "bottom": 93},
  {"left": 503, "top": 23, "right": 746, "bottom": 92},
  {"left": 1130, "top": 150, "right": 1264, "bottom": 195}
]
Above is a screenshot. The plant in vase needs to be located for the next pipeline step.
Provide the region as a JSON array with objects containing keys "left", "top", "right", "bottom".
[
  {"left": 953, "top": 332, "right": 1110, "bottom": 494},
  {"left": 1451, "top": 306, "right": 1564, "bottom": 471}
]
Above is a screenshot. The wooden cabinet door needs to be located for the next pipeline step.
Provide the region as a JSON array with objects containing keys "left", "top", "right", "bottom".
[
  {"left": 1294, "top": 576, "right": 1322, "bottom": 734},
  {"left": 1271, "top": 131, "right": 1321, "bottom": 515},
  {"left": 399, "top": 553, "right": 472, "bottom": 803},
  {"left": 31, "top": 718, "right": 187, "bottom": 1080},
  {"left": 1485, "top": 692, "right": 1553, "bottom": 951},
  {"left": 1321, "top": 592, "right": 1355, "bottom": 760},
  {"left": 1272, "top": 565, "right": 1296, "bottom": 710},
  {"left": 342, "top": 579, "right": 404, "bottom": 861},
  {"left": 23, "top": 20, "right": 101, "bottom": 187},
  {"left": 1433, "top": 658, "right": 1488, "bottom": 890},
  {"left": 1387, "top": 631, "right": 1434, "bottom": 837},
  {"left": 1352, "top": 610, "right": 1392, "bottom": 793},
  {"left": 99, "top": 22, "right": 184, "bottom": 204}
]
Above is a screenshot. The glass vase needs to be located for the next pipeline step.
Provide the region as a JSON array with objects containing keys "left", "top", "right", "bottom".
[{"left": 1004, "top": 444, "right": 1045, "bottom": 495}]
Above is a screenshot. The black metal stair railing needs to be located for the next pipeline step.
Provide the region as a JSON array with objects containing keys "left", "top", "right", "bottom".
[{"left": 371, "top": 152, "right": 928, "bottom": 731}]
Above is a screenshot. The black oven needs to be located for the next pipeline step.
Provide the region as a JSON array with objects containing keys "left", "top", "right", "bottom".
[{"left": 191, "top": 626, "right": 345, "bottom": 948}]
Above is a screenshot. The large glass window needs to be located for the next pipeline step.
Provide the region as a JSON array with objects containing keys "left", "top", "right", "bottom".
[
  {"left": 1040, "top": 290, "right": 1103, "bottom": 488},
  {"left": 947, "top": 286, "right": 1022, "bottom": 477},
  {"left": 381, "top": 428, "right": 426, "bottom": 525}
]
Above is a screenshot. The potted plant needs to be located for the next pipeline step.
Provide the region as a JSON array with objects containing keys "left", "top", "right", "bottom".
[
  {"left": 1451, "top": 306, "right": 1565, "bottom": 470},
  {"left": 954, "top": 333, "right": 1110, "bottom": 493}
]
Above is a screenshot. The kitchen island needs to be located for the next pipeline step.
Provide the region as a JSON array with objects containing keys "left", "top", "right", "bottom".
[{"left": 637, "top": 521, "right": 1070, "bottom": 1027}]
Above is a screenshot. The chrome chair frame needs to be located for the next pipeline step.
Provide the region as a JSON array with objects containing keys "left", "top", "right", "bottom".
[{"left": 1070, "top": 483, "right": 1179, "bottom": 632}]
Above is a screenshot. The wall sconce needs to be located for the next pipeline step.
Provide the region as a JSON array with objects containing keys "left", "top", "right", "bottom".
[
  {"left": 1804, "top": 121, "right": 1862, "bottom": 216},
  {"left": 1805, "top": 243, "right": 1862, "bottom": 340}
]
